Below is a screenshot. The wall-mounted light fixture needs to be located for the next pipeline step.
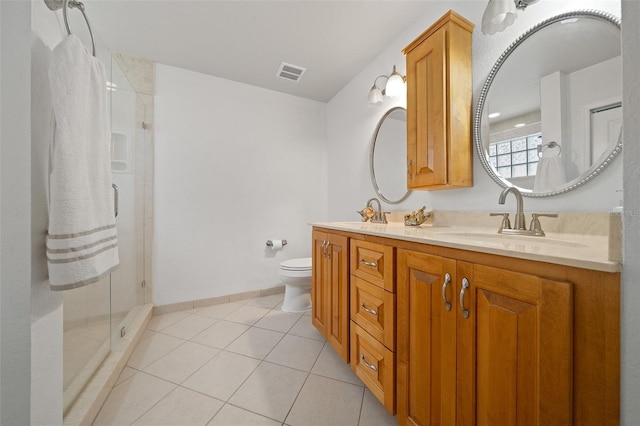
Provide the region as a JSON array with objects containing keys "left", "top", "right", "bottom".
[
  {"left": 367, "top": 65, "right": 406, "bottom": 105},
  {"left": 481, "top": 0, "right": 539, "bottom": 35}
]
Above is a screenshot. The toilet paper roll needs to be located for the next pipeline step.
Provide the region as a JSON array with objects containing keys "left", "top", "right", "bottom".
[{"left": 268, "top": 239, "right": 283, "bottom": 250}]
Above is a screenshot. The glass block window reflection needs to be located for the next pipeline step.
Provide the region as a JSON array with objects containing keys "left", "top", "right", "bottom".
[{"left": 489, "top": 133, "right": 542, "bottom": 178}]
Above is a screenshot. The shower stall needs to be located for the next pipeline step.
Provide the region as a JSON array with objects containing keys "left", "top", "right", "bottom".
[{"left": 62, "top": 55, "right": 150, "bottom": 413}]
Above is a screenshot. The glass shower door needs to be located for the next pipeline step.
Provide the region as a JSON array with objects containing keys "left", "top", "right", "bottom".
[
  {"left": 108, "top": 58, "right": 147, "bottom": 346},
  {"left": 62, "top": 55, "right": 148, "bottom": 414}
]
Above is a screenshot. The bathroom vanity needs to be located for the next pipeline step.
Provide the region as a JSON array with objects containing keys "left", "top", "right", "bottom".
[{"left": 310, "top": 221, "right": 620, "bottom": 425}]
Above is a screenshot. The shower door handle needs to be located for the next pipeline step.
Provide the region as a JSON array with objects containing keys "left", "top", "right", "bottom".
[{"left": 112, "top": 183, "right": 119, "bottom": 217}]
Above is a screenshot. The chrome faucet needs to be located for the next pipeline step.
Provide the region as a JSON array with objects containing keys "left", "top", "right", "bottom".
[
  {"left": 493, "top": 187, "right": 558, "bottom": 236},
  {"left": 498, "top": 187, "right": 526, "bottom": 231}
]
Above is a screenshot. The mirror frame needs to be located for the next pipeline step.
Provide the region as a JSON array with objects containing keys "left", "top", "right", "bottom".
[
  {"left": 474, "top": 9, "right": 622, "bottom": 198},
  {"left": 370, "top": 106, "right": 411, "bottom": 204}
]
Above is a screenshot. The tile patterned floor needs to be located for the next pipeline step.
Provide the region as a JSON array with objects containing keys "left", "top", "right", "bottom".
[{"left": 93, "top": 294, "right": 398, "bottom": 426}]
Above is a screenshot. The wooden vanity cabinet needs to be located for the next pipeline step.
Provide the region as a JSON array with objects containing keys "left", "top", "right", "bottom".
[
  {"left": 311, "top": 229, "right": 349, "bottom": 362},
  {"left": 403, "top": 10, "right": 474, "bottom": 190},
  {"left": 311, "top": 227, "right": 620, "bottom": 424}
]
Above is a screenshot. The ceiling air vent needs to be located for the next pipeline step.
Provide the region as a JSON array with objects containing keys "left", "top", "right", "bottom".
[{"left": 276, "top": 62, "right": 306, "bottom": 82}]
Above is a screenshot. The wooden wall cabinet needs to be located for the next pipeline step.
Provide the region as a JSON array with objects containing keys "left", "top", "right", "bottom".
[
  {"left": 403, "top": 10, "right": 474, "bottom": 190},
  {"left": 311, "top": 229, "right": 349, "bottom": 362},
  {"left": 397, "top": 249, "right": 574, "bottom": 425}
]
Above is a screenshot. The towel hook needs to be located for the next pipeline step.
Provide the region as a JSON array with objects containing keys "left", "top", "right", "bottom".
[{"left": 44, "top": 0, "right": 96, "bottom": 56}]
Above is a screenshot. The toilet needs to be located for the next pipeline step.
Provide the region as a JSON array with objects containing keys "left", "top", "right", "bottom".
[{"left": 279, "top": 257, "right": 312, "bottom": 313}]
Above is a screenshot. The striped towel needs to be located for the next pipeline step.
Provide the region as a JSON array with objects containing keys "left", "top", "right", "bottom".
[{"left": 47, "top": 34, "right": 119, "bottom": 290}]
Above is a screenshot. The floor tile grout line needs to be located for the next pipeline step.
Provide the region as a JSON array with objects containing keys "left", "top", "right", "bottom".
[
  {"left": 151, "top": 315, "right": 221, "bottom": 340},
  {"left": 203, "top": 399, "right": 225, "bottom": 426},
  {"left": 144, "top": 346, "right": 223, "bottom": 388},
  {"left": 146, "top": 308, "right": 202, "bottom": 333},
  {"left": 356, "top": 384, "right": 366, "bottom": 426},
  {"left": 132, "top": 334, "right": 191, "bottom": 372},
  {"left": 124, "top": 381, "right": 179, "bottom": 426},
  {"left": 281, "top": 369, "right": 312, "bottom": 425},
  {"left": 223, "top": 400, "right": 289, "bottom": 424},
  {"left": 281, "top": 339, "right": 328, "bottom": 425}
]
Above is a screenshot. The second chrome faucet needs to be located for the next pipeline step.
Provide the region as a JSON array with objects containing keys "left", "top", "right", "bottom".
[{"left": 493, "top": 187, "right": 557, "bottom": 236}]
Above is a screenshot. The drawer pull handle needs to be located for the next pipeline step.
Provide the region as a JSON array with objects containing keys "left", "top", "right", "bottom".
[
  {"left": 441, "top": 273, "right": 452, "bottom": 311},
  {"left": 360, "top": 353, "right": 378, "bottom": 371},
  {"left": 360, "top": 303, "right": 378, "bottom": 316},
  {"left": 460, "top": 278, "right": 470, "bottom": 319},
  {"left": 360, "top": 258, "right": 378, "bottom": 268}
]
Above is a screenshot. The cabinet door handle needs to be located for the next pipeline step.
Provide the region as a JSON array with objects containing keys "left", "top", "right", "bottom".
[
  {"left": 360, "top": 303, "right": 378, "bottom": 316},
  {"left": 407, "top": 159, "right": 413, "bottom": 180},
  {"left": 360, "top": 258, "right": 378, "bottom": 268},
  {"left": 360, "top": 353, "right": 378, "bottom": 371},
  {"left": 322, "top": 240, "right": 330, "bottom": 258},
  {"left": 460, "top": 278, "right": 470, "bottom": 319},
  {"left": 441, "top": 273, "right": 452, "bottom": 311}
]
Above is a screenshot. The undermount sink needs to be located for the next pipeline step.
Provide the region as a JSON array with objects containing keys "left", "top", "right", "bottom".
[{"left": 434, "top": 231, "right": 588, "bottom": 248}]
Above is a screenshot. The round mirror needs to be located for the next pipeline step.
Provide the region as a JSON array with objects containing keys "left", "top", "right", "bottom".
[
  {"left": 370, "top": 106, "right": 411, "bottom": 204},
  {"left": 475, "top": 10, "right": 621, "bottom": 197}
]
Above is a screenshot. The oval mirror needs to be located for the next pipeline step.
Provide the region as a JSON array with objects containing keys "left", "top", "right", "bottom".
[
  {"left": 475, "top": 10, "right": 621, "bottom": 197},
  {"left": 370, "top": 106, "right": 411, "bottom": 204}
]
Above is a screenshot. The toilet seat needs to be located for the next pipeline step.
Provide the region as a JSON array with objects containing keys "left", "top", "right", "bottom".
[{"left": 279, "top": 257, "right": 312, "bottom": 272}]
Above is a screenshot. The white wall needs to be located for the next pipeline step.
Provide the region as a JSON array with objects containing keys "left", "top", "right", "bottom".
[
  {"left": 327, "top": 0, "right": 622, "bottom": 220},
  {"left": 30, "top": 1, "right": 66, "bottom": 423},
  {"left": 621, "top": 1, "right": 640, "bottom": 423},
  {"left": 1, "top": 1, "right": 32, "bottom": 424},
  {"left": 153, "top": 64, "right": 327, "bottom": 306}
]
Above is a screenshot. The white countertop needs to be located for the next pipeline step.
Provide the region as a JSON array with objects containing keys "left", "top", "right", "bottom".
[{"left": 311, "top": 221, "right": 620, "bottom": 273}]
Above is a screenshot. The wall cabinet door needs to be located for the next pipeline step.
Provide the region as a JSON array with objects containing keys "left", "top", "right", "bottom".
[
  {"left": 397, "top": 249, "right": 458, "bottom": 426},
  {"left": 312, "top": 230, "right": 349, "bottom": 362},
  {"left": 398, "top": 250, "right": 573, "bottom": 426},
  {"left": 403, "top": 10, "right": 474, "bottom": 190}
]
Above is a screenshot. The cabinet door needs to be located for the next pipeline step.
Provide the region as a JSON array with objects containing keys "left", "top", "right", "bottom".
[
  {"left": 406, "top": 25, "right": 447, "bottom": 189},
  {"left": 397, "top": 250, "right": 457, "bottom": 426},
  {"left": 311, "top": 230, "right": 328, "bottom": 336},
  {"left": 456, "top": 263, "right": 573, "bottom": 426},
  {"left": 326, "top": 233, "right": 350, "bottom": 362}
]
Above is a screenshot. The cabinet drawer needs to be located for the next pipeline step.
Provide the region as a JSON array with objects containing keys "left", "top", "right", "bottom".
[
  {"left": 350, "top": 240, "right": 394, "bottom": 291},
  {"left": 350, "top": 276, "right": 395, "bottom": 350},
  {"left": 351, "top": 322, "right": 395, "bottom": 414}
]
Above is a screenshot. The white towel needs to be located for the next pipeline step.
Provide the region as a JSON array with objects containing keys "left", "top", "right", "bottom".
[
  {"left": 47, "top": 35, "right": 119, "bottom": 290},
  {"left": 533, "top": 152, "right": 566, "bottom": 193}
]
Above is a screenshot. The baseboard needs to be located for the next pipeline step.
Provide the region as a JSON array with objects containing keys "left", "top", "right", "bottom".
[{"left": 153, "top": 285, "right": 285, "bottom": 316}]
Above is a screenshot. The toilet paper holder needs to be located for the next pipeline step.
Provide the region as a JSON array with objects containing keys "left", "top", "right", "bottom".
[{"left": 266, "top": 239, "right": 288, "bottom": 247}]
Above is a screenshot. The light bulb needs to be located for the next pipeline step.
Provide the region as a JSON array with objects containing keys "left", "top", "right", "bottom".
[
  {"left": 368, "top": 85, "right": 384, "bottom": 105},
  {"left": 385, "top": 66, "right": 405, "bottom": 97},
  {"left": 481, "top": 0, "right": 517, "bottom": 35}
]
